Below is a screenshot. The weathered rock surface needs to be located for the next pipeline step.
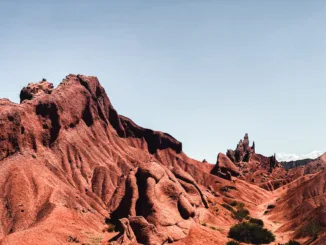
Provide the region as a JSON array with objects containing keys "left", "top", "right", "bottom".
[
  {"left": 210, "top": 153, "right": 240, "bottom": 180},
  {"left": 1, "top": 75, "right": 326, "bottom": 245},
  {"left": 227, "top": 133, "right": 255, "bottom": 163},
  {"left": 0, "top": 75, "right": 226, "bottom": 245},
  {"left": 20, "top": 80, "right": 54, "bottom": 103}
]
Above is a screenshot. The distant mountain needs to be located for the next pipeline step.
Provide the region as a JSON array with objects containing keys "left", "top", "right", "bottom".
[
  {"left": 281, "top": 153, "right": 326, "bottom": 170},
  {"left": 280, "top": 158, "right": 315, "bottom": 170}
]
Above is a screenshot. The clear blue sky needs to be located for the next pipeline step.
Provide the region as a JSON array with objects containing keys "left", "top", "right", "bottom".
[{"left": 1, "top": 1, "right": 325, "bottom": 162}]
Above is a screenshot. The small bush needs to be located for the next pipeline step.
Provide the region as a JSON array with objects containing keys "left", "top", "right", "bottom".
[
  {"left": 105, "top": 218, "right": 116, "bottom": 232},
  {"left": 228, "top": 222, "right": 275, "bottom": 244},
  {"left": 249, "top": 218, "right": 264, "bottom": 227},
  {"left": 230, "top": 201, "right": 238, "bottom": 207},
  {"left": 220, "top": 186, "right": 229, "bottom": 192},
  {"left": 236, "top": 202, "right": 245, "bottom": 209},
  {"left": 267, "top": 204, "right": 276, "bottom": 209},
  {"left": 220, "top": 186, "right": 237, "bottom": 193},
  {"left": 232, "top": 207, "right": 250, "bottom": 221},
  {"left": 278, "top": 240, "right": 300, "bottom": 245},
  {"left": 288, "top": 240, "right": 300, "bottom": 245},
  {"left": 227, "top": 241, "right": 240, "bottom": 245},
  {"left": 222, "top": 203, "right": 235, "bottom": 212},
  {"left": 67, "top": 236, "right": 79, "bottom": 243},
  {"left": 202, "top": 223, "right": 218, "bottom": 231},
  {"left": 232, "top": 203, "right": 250, "bottom": 221},
  {"left": 222, "top": 202, "right": 250, "bottom": 221},
  {"left": 300, "top": 219, "right": 322, "bottom": 239}
]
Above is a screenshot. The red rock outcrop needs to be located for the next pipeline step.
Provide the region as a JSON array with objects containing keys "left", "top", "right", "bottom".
[
  {"left": 210, "top": 153, "right": 240, "bottom": 180},
  {"left": 0, "top": 75, "right": 230, "bottom": 245},
  {"left": 227, "top": 133, "right": 255, "bottom": 163},
  {"left": 1, "top": 75, "right": 325, "bottom": 245},
  {"left": 20, "top": 79, "right": 54, "bottom": 103}
]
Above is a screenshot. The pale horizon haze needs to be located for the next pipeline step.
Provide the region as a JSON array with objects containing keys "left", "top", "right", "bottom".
[{"left": 1, "top": 1, "right": 325, "bottom": 163}]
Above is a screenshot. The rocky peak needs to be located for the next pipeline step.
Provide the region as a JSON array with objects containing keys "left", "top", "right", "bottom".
[
  {"left": 20, "top": 79, "right": 54, "bottom": 103},
  {"left": 227, "top": 133, "right": 255, "bottom": 163},
  {"left": 2, "top": 75, "right": 182, "bottom": 161}
]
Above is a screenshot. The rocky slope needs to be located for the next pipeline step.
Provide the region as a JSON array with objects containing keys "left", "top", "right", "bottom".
[{"left": 0, "top": 75, "right": 325, "bottom": 245}]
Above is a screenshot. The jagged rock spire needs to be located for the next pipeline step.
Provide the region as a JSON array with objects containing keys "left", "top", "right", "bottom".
[{"left": 226, "top": 133, "right": 255, "bottom": 163}]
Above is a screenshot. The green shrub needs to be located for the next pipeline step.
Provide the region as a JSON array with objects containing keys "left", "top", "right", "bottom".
[
  {"left": 222, "top": 203, "right": 235, "bottom": 212},
  {"left": 222, "top": 202, "right": 250, "bottom": 221},
  {"left": 300, "top": 219, "right": 321, "bottom": 239},
  {"left": 232, "top": 207, "right": 250, "bottom": 221},
  {"left": 226, "top": 241, "right": 240, "bottom": 245},
  {"left": 105, "top": 218, "right": 116, "bottom": 232},
  {"left": 228, "top": 222, "right": 275, "bottom": 244},
  {"left": 202, "top": 223, "right": 218, "bottom": 231},
  {"left": 236, "top": 202, "right": 245, "bottom": 209},
  {"left": 267, "top": 204, "right": 275, "bottom": 209},
  {"left": 67, "top": 236, "right": 79, "bottom": 243},
  {"left": 210, "top": 226, "right": 217, "bottom": 231},
  {"left": 232, "top": 203, "right": 250, "bottom": 221},
  {"left": 249, "top": 218, "right": 264, "bottom": 227},
  {"left": 230, "top": 201, "right": 238, "bottom": 207},
  {"left": 288, "top": 241, "right": 300, "bottom": 245},
  {"left": 278, "top": 240, "right": 300, "bottom": 245},
  {"left": 220, "top": 186, "right": 237, "bottom": 193}
]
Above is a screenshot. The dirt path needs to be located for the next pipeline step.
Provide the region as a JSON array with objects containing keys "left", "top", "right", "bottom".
[{"left": 255, "top": 191, "right": 291, "bottom": 245}]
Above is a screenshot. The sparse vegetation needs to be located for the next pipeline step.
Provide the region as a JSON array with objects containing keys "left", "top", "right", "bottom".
[
  {"left": 222, "top": 202, "right": 250, "bottom": 221},
  {"left": 220, "top": 186, "right": 237, "bottom": 193},
  {"left": 249, "top": 218, "right": 264, "bottom": 227},
  {"left": 236, "top": 202, "right": 245, "bottom": 209},
  {"left": 278, "top": 240, "right": 300, "bottom": 245},
  {"left": 227, "top": 241, "right": 240, "bottom": 245},
  {"left": 267, "top": 204, "right": 276, "bottom": 209},
  {"left": 230, "top": 201, "right": 238, "bottom": 207},
  {"left": 232, "top": 202, "right": 250, "bottom": 221},
  {"left": 67, "top": 236, "right": 79, "bottom": 243},
  {"left": 220, "top": 186, "right": 229, "bottom": 192},
  {"left": 222, "top": 203, "right": 235, "bottom": 212},
  {"left": 201, "top": 223, "right": 219, "bottom": 231},
  {"left": 228, "top": 222, "right": 275, "bottom": 244},
  {"left": 104, "top": 218, "right": 116, "bottom": 232},
  {"left": 232, "top": 207, "right": 250, "bottom": 221},
  {"left": 300, "top": 219, "right": 322, "bottom": 239}
]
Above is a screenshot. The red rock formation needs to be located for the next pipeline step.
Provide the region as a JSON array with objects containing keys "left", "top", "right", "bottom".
[
  {"left": 210, "top": 153, "right": 240, "bottom": 180},
  {"left": 1, "top": 75, "right": 325, "bottom": 245},
  {"left": 20, "top": 79, "right": 54, "bottom": 103},
  {"left": 227, "top": 133, "right": 255, "bottom": 163},
  {"left": 0, "top": 75, "right": 230, "bottom": 245}
]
